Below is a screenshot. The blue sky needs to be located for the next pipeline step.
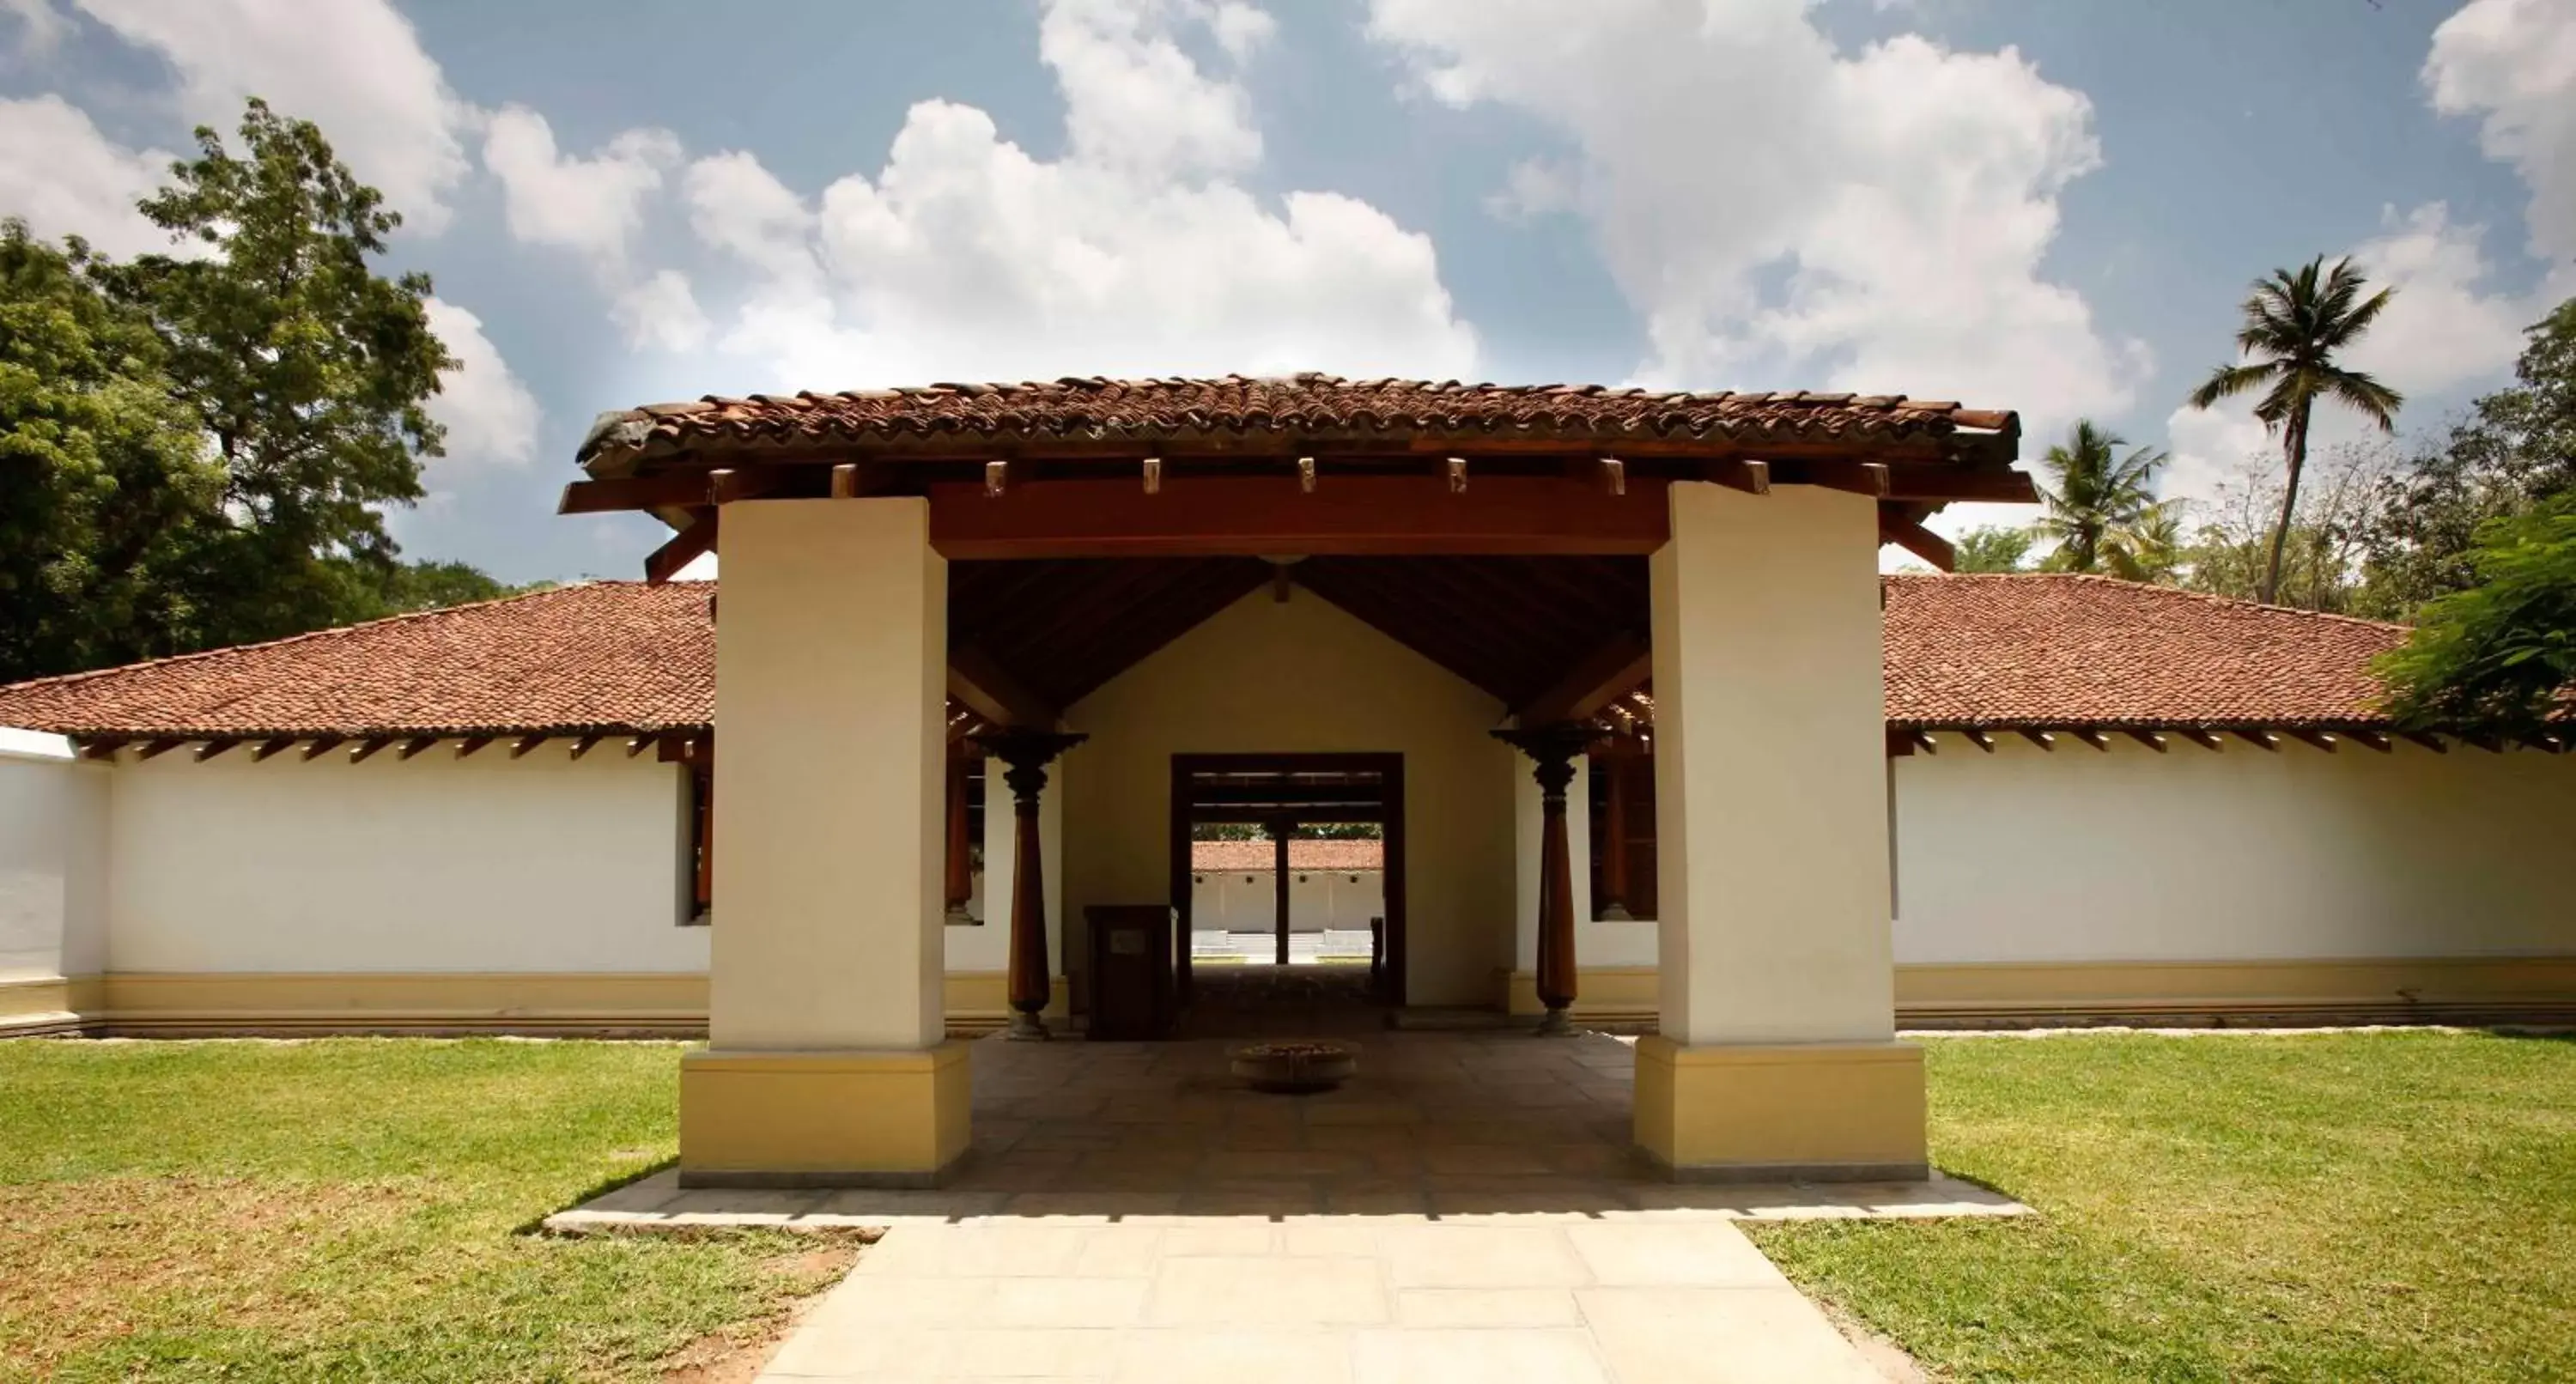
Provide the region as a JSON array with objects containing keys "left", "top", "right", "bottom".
[{"left": 3, "top": 0, "right": 2570, "bottom": 583}]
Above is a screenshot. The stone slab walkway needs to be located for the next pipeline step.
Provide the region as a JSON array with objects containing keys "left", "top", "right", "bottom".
[{"left": 756, "top": 1215, "right": 1894, "bottom": 1382}]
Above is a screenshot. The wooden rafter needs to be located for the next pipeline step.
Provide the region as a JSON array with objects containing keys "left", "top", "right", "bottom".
[
  {"left": 568, "top": 733, "right": 606, "bottom": 760},
  {"left": 2402, "top": 731, "right": 2448, "bottom": 753},
  {"left": 453, "top": 736, "right": 495, "bottom": 760},
  {"left": 2233, "top": 729, "right": 2281, "bottom": 752},
  {"left": 1517, "top": 633, "right": 1653, "bottom": 725},
  {"left": 643, "top": 508, "right": 718, "bottom": 584},
  {"left": 509, "top": 733, "right": 551, "bottom": 759},
  {"left": 1963, "top": 728, "right": 1997, "bottom": 752},
  {"left": 1799, "top": 459, "right": 1891, "bottom": 498},
  {"left": 1878, "top": 512, "right": 1956, "bottom": 571},
  {"left": 299, "top": 736, "right": 346, "bottom": 761},
  {"left": 2123, "top": 728, "right": 2169, "bottom": 753},
  {"left": 2072, "top": 728, "right": 2111, "bottom": 751},
  {"left": 947, "top": 646, "right": 1057, "bottom": 729},
  {"left": 2284, "top": 729, "right": 2337, "bottom": 753},
  {"left": 2347, "top": 730, "right": 2393, "bottom": 753},
  {"left": 348, "top": 738, "right": 395, "bottom": 764},
  {"left": 135, "top": 738, "right": 188, "bottom": 761},
  {"left": 396, "top": 736, "right": 440, "bottom": 761},
  {"left": 77, "top": 738, "right": 126, "bottom": 761},
  {"left": 926, "top": 476, "right": 1670, "bottom": 560},
  {"left": 1704, "top": 458, "right": 1771, "bottom": 495},
  {"left": 2017, "top": 729, "right": 2056, "bottom": 750},
  {"left": 2178, "top": 728, "right": 2226, "bottom": 751},
  {"left": 195, "top": 738, "right": 241, "bottom": 762},
  {"left": 250, "top": 737, "right": 299, "bottom": 762}
]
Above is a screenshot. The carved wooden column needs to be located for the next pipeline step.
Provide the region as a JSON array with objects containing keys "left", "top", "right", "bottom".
[
  {"left": 973, "top": 729, "right": 1087, "bottom": 1040},
  {"left": 943, "top": 752, "right": 976, "bottom": 926},
  {"left": 1497, "top": 724, "right": 1598, "bottom": 1036}
]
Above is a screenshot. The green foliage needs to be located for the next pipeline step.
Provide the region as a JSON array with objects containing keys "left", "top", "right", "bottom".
[
  {"left": 1950, "top": 525, "right": 2035, "bottom": 574},
  {"left": 2032, "top": 420, "right": 2169, "bottom": 575},
  {"left": 2378, "top": 492, "right": 2576, "bottom": 736},
  {"left": 0, "top": 224, "right": 223, "bottom": 679},
  {"left": 2190, "top": 255, "right": 2403, "bottom": 604},
  {"left": 2358, "top": 298, "right": 2576, "bottom": 617},
  {"left": 0, "top": 100, "right": 513, "bottom": 684}
]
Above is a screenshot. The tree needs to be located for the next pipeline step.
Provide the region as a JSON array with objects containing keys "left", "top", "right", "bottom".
[
  {"left": 1952, "top": 525, "right": 2036, "bottom": 574},
  {"left": 2105, "top": 504, "right": 2186, "bottom": 584},
  {"left": 2358, "top": 296, "right": 2576, "bottom": 617},
  {"left": 2189, "top": 255, "right": 2403, "bottom": 605},
  {"left": 91, "top": 98, "right": 454, "bottom": 650},
  {"left": 0, "top": 224, "right": 222, "bottom": 681},
  {"left": 2181, "top": 442, "right": 2393, "bottom": 613},
  {"left": 2032, "top": 420, "right": 2169, "bottom": 574},
  {"left": 2379, "top": 492, "right": 2576, "bottom": 738}
]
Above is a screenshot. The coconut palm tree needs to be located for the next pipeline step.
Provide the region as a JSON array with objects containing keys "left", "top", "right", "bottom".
[
  {"left": 2189, "top": 256, "right": 2403, "bottom": 604},
  {"left": 2104, "top": 501, "right": 2185, "bottom": 584},
  {"left": 2034, "top": 420, "right": 2168, "bottom": 574}
]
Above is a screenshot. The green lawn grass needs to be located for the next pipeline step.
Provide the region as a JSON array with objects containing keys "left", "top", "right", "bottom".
[
  {"left": 0, "top": 1039, "right": 848, "bottom": 1383},
  {"left": 1750, "top": 1029, "right": 2576, "bottom": 1383}
]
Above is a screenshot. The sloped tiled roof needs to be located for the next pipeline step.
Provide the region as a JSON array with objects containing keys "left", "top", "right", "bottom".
[
  {"left": 0, "top": 574, "right": 2420, "bottom": 740},
  {"left": 1882, "top": 574, "right": 2407, "bottom": 729},
  {"left": 580, "top": 373, "right": 2016, "bottom": 470},
  {"left": 1191, "top": 840, "right": 1386, "bottom": 872},
  {"left": 0, "top": 583, "right": 716, "bottom": 739}
]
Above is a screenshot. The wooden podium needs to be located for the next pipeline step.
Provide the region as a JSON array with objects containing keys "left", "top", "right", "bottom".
[{"left": 1085, "top": 904, "right": 1177, "bottom": 1040}]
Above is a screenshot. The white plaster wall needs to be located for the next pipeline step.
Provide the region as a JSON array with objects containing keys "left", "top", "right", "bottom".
[
  {"left": 1060, "top": 588, "right": 1517, "bottom": 1006},
  {"left": 1893, "top": 735, "right": 2576, "bottom": 962},
  {"left": 947, "top": 759, "right": 1062, "bottom": 974},
  {"left": 0, "top": 729, "right": 108, "bottom": 980},
  {"left": 106, "top": 747, "right": 705, "bottom": 974},
  {"left": 1509, "top": 757, "right": 1661, "bottom": 971}
]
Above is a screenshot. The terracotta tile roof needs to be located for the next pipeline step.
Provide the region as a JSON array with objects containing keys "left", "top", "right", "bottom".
[
  {"left": 1883, "top": 574, "right": 2407, "bottom": 729},
  {"left": 580, "top": 373, "right": 2017, "bottom": 470},
  {"left": 0, "top": 583, "right": 716, "bottom": 740},
  {"left": 1191, "top": 840, "right": 1386, "bottom": 872},
  {"left": 0, "top": 574, "right": 2418, "bottom": 740}
]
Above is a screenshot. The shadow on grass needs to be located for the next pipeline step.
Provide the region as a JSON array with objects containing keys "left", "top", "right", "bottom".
[{"left": 515, "top": 1155, "right": 678, "bottom": 1237}]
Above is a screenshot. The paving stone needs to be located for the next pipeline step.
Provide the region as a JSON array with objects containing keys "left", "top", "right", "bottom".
[{"left": 1145, "top": 1254, "right": 1390, "bottom": 1326}]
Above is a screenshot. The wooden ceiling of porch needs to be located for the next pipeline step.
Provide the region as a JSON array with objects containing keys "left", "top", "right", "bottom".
[{"left": 945, "top": 555, "right": 1651, "bottom": 722}]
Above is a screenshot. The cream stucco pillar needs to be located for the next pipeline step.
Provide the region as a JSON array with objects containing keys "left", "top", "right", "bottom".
[
  {"left": 1634, "top": 481, "right": 1926, "bottom": 1181},
  {"left": 679, "top": 497, "right": 969, "bottom": 1187}
]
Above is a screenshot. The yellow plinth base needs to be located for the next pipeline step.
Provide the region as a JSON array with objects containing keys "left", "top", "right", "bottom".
[
  {"left": 679, "top": 1041, "right": 973, "bottom": 1187},
  {"left": 1632, "top": 1035, "right": 1927, "bottom": 1181}
]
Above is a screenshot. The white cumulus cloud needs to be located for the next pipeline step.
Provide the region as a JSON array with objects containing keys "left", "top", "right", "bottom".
[
  {"left": 0, "top": 94, "right": 179, "bottom": 257},
  {"left": 670, "top": 0, "right": 1477, "bottom": 390},
  {"left": 1366, "top": 0, "right": 2145, "bottom": 445},
  {"left": 422, "top": 297, "right": 541, "bottom": 472},
  {"left": 70, "top": 0, "right": 473, "bottom": 234},
  {"left": 2427, "top": 0, "right": 2576, "bottom": 274}
]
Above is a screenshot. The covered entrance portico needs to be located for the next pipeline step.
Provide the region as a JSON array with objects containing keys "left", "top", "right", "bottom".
[{"left": 563, "top": 376, "right": 2029, "bottom": 1187}]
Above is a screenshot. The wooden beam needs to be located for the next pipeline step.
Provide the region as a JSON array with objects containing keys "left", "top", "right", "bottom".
[
  {"left": 135, "top": 738, "right": 188, "bottom": 761},
  {"left": 1911, "top": 729, "right": 1939, "bottom": 755},
  {"left": 1706, "top": 458, "right": 1771, "bottom": 495},
  {"left": 1963, "top": 728, "right": 1997, "bottom": 753},
  {"left": 2233, "top": 728, "right": 2281, "bottom": 752},
  {"left": 508, "top": 733, "right": 551, "bottom": 759},
  {"left": 1598, "top": 457, "right": 1625, "bottom": 495},
  {"left": 77, "top": 738, "right": 127, "bottom": 762},
  {"left": 2017, "top": 728, "right": 2056, "bottom": 751},
  {"left": 1879, "top": 513, "right": 1956, "bottom": 571},
  {"left": 568, "top": 733, "right": 605, "bottom": 760},
  {"left": 2072, "top": 728, "right": 2111, "bottom": 751},
  {"left": 1516, "top": 632, "right": 1654, "bottom": 725},
  {"left": 2402, "top": 731, "right": 2448, "bottom": 754},
  {"left": 2122, "top": 728, "right": 2168, "bottom": 753},
  {"left": 299, "top": 735, "right": 347, "bottom": 761},
  {"left": 347, "top": 737, "right": 394, "bottom": 764},
  {"left": 2178, "top": 729, "right": 2226, "bottom": 751},
  {"left": 927, "top": 475, "right": 1672, "bottom": 560},
  {"left": 1800, "top": 459, "right": 1891, "bottom": 498},
  {"left": 2461, "top": 732, "right": 2506, "bottom": 753},
  {"left": 453, "top": 736, "right": 495, "bottom": 760},
  {"left": 2347, "top": 729, "right": 2393, "bottom": 753},
  {"left": 625, "top": 735, "right": 653, "bottom": 758},
  {"left": 2284, "top": 729, "right": 2337, "bottom": 753},
  {"left": 250, "top": 737, "right": 299, "bottom": 762},
  {"left": 643, "top": 508, "right": 717, "bottom": 585},
  {"left": 396, "top": 736, "right": 440, "bottom": 761},
  {"left": 195, "top": 738, "right": 241, "bottom": 762},
  {"left": 949, "top": 645, "right": 1057, "bottom": 728},
  {"left": 559, "top": 464, "right": 823, "bottom": 515}
]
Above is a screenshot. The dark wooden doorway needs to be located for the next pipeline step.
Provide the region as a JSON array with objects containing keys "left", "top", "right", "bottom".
[{"left": 1168, "top": 752, "right": 1406, "bottom": 1009}]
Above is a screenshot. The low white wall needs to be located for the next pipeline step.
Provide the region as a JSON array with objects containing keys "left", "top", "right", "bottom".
[
  {"left": 1060, "top": 589, "right": 1517, "bottom": 1007},
  {"left": 106, "top": 746, "right": 704, "bottom": 974},
  {"left": 1509, "top": 758, "right": 1660, "bottom": 972},
  {"left": 1893, "top": 735, "right": 2576, "bottom": 963},
  {"left": 947, "top": 759, "right": 1061, "bottom": 974},
  {"left": 0, "top": 729, "right": 108, "bottom": 982}
]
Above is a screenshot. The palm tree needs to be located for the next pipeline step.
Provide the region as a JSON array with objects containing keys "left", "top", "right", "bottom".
[
  {"left": 2189, "top": 256, "right": 2403, "bottom": 604},
  {"left": 2105, "top": 501, "right": 2185, "bottom": 583},
  {"left": 2034, "top": 420, "right": 2168, "bottom": 574}
]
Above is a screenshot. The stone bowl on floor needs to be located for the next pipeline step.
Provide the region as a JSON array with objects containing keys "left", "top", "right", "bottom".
[{"left": 1230, "top": 1040, "right": 1358, "bottom": 1093}]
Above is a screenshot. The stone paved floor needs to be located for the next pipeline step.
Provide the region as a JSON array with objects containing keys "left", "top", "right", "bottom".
[{"left": 551, "top": 1029, "right": 2021, "bottom": 1380}]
